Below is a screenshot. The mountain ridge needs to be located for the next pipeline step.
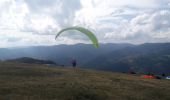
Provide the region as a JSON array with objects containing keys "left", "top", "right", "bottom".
[
  {"left": 0, "top": 43, "right": 169, "bottom": 74},
  {"left": 85, "top": 43, "right": 170, "bottom": 74}
]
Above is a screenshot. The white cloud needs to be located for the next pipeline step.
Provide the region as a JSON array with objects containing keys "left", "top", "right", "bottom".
[
  {"left": 74, "top": 0, "right": 170, "bottom": 44},
  {"left": 0, "top": 0, "right": 28, "bottom": 30},
  {"left": 21, "top": 14, "right": 59, "bottom": 35},
  {"left": 0, "top": 0, "right": 170, "bottom": 47},
  {"left": 102, "top": 10, "right": 170, "bottom": 44}
]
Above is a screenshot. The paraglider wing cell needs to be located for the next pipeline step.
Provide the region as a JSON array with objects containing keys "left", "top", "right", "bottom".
[{"left": 55, "top": 26, "right": 99, "bottom": 48}]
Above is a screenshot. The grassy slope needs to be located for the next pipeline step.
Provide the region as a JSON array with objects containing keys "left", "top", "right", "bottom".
[{"left": 0, "top": 62, "right": 170, "bottom": 100}]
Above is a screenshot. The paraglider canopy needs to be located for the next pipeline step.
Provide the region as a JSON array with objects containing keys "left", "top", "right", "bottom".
[{"left": 55, "top": 26, "right": 99, "bottom": 48}]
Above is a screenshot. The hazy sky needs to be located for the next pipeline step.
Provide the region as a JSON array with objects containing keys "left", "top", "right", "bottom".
[{"left": 0, "top": 0, "right": 170, "bottom": 47}]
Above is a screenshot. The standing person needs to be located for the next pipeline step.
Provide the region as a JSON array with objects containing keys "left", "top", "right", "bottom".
[{"left": 71, "top": 59, "right": 77, "bottom": 68}]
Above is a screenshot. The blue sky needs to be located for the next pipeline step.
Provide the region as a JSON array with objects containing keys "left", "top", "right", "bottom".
[{"left": 0, "top": 0, "right": 170, "bottom": 47}]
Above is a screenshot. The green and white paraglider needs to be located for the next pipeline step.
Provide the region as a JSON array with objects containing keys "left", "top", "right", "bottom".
[{"left": 55, "top": 26, "right": 99, "bottom": 48}]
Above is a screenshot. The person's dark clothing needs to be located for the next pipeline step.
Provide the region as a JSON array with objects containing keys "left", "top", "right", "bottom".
[{"left": 72, "top": 60, "right": 76, "bottom": 67}]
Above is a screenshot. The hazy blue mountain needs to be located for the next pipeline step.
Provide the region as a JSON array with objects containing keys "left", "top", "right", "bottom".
[
  {"left": 0, "top": 43, "right": 170, "bottom": 74},
  {"left": 6, "top": 57, "right": 57, "bottom": 65},
  {"left": 85, "top": 43, "right": 170, "bottom": 74},
  {"left": 0, "top": 43, "right": 133, "bottom": 66}
]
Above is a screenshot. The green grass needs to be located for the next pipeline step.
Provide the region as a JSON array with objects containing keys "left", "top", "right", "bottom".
[{"left": 0, "top": 62, "right": 169, "bottom": 100}]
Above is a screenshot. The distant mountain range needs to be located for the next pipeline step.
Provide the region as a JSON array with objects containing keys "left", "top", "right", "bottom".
[
  {"left": 6, "top": 57, "right": 56, "bottom": 65},
  {"left": 0, "top": 43, "right": 170, "bottom": 74},
  {"left": 0, "top": 43, "right": 133, "bottom": 65},
  {"left": 85, "top": 43, "right": 170, "bottom": 74}
]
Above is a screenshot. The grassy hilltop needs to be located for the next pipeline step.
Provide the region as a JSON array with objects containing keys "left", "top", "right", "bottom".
[{"left": 0, "top": 62, "right": 170, "bottom": 100}]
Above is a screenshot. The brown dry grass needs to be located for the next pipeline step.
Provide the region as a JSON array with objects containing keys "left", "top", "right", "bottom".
[{"left": 0, "top": 62, "right": 169, "bottom": 100}]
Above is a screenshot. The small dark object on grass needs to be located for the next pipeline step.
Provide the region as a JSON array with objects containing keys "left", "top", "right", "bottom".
[
  {"left": 162, "top": 73, "right": 165, "bottom": 77},
  {"left": 155, "top": 76, "right": 161, "bottom": 79},
  {"left": 130, "top": 71, "right": 136, "bottom": 74}
]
